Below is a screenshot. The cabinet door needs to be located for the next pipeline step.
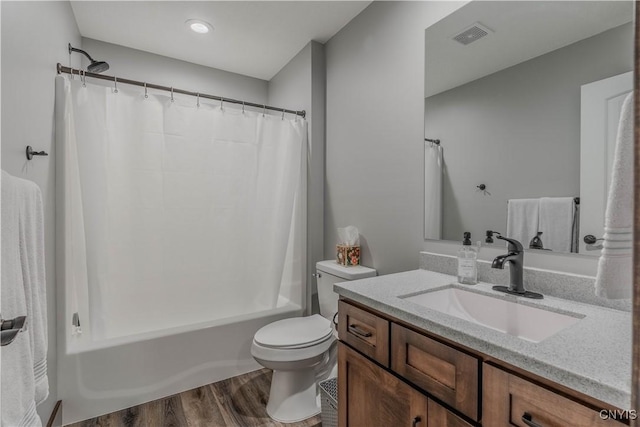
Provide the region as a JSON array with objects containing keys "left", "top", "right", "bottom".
[
  {"left": 338, "top": 342, "right": 428, "bottom": 427},
  {"left": 428, "top": 400, "right": 473, "bottom": 427},
  {"left": 484, "top": 364, "right": 624, "bottom": 426}
]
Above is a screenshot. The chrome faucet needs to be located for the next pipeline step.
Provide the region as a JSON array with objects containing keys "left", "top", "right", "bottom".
[{"left": 489, "top": 232, "right": 543, "bottom": 299}]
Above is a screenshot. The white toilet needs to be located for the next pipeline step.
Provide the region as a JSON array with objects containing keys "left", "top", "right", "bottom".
[{"left": 251, "top": 260, "right": 376, "bottom": 423}]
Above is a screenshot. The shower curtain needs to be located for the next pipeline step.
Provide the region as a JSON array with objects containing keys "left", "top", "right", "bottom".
[
  {"left": 424, "top": 141, "right": 443, "bottom": 240},
  {"left": 57, "top": 76, "right": 305, "bottom": 339}
]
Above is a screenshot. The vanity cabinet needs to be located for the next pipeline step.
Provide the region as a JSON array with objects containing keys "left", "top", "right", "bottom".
[{"left": 338, "top": 299, "right": 625, "bottom": 427}]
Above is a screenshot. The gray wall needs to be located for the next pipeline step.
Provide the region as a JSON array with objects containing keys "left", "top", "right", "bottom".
[
  {"left": 82, "top": 38, "right": 268, "bottom": 104},
  {"left": 268, "top": 41, "right": 326, "bottom": 313},
  {"left": 324, "top": 1, "right": 466, "bottom": 274},
  {"left": 425, "top": 23, "right": 633, "bottom": 243},
  {"left": 1, "top": 1, "right": 82, "bottom": 422}
]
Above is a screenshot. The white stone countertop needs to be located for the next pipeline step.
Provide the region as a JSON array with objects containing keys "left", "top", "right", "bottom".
[{"left": 334, "top": 269, "right": 631, "bottom": 410}]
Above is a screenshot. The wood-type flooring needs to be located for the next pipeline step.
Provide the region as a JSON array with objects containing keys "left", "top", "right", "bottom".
[{"left": 68, "top": 369, "right": 323, "bottom": 427}]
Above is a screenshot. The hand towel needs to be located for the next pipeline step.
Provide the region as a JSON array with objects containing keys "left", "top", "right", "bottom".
[
  {"left": 595, "top": 93, "right": 633, "bottom": 299},
  {"left": 506, "top": 199, "right": 539, "bottom": 248},
  {"left": 538, "top": 197, "right": 576, "bottom": 253},
  {"left": 1, "top": 171, "right": 48, "bottom": 427}
]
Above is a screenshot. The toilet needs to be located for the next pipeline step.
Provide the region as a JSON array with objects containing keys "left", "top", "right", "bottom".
[{"left": 251, "top": 260, "right": 376, "bottom": 423}]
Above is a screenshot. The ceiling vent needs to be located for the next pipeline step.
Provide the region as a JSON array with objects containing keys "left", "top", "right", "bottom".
[{"left": 452, "top": 22, "right": 493, "bottom": 46}]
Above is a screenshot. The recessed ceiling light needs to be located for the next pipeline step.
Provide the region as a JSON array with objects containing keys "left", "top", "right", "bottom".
[{"left": 186, "top": 19, "right": 213, "bottom": 34}]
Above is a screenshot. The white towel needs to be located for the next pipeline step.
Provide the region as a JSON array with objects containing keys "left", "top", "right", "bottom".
[
  {"left": 595, "top": 93, "right": 633, "bottom": 299},
  {"left": 538, "top": 197, "right": 576, "bottom": 253},
  {"left": 1, "top": 171, "right": 48, "bottom": 427},
  {"left": 507, "top": 199, "right": 539, "bottom": 248}
]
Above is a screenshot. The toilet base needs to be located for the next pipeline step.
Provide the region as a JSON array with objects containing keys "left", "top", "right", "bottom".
[{"left": 266, "top": 369, "right": 320, "bottom": 423}]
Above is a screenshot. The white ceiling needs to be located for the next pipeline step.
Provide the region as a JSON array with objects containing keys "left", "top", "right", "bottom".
[
  {"left": 70, "top": 1, "right": 371, "bottom": 81},
  {"left": 425, "top": 1, "right": 634, "bottom": 97}
]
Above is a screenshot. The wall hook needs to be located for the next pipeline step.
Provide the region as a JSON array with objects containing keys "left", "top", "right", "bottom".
[
  {"left": 476, "top": 183, "right": 491, "bottom": 195},
  {"left": 26, "top": 146, "right": 49, "bottom": 160}
]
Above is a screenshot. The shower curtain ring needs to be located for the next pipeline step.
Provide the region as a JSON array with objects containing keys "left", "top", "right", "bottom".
[
  {"left": 196, "top": 93, "right": 200, "bottom": 108},
  {"left": 144, "top": 83, "right": 148, "bottom": 99},
  {"left": 220, "top": 97, "right": 224, "bottom": 110},
  {"left": 81, "top": 69, "right": 86, "bottom": 87},
  {"left": 281, "top": 109, "right": 285, "bottom": 120},
  {"left": 114, "top": 76, "right": 118, "bottom": 93},
  {"left": 262, "top": 105, "right": 266, "bottom": 117},
  {"left": 170, "top": 87, "right": 174, "bottom": 103},
  {"left": 242, "top": 101, "right": 245, "bottom": 114}
]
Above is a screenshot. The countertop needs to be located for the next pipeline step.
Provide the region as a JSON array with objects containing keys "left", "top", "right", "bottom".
[{"left": 334, "top": 269, "right": 632, "bottom": 410}]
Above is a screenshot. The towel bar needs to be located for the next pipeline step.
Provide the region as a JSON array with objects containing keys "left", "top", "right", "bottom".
[{"left": 1, "top": 315, "right": 26, "bottom": 346}]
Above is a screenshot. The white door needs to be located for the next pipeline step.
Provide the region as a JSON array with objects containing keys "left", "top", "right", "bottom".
[{"left": 579, "top": 71, "right": 632, "bottom": 253}]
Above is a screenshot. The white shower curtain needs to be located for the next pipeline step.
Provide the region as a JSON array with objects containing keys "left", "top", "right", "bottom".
[
  {"left": 424, "top": 142, "right": 443, "bottom": 240},
  {"left": 57, "top": 76, "right": 305, "bottom": 339}
]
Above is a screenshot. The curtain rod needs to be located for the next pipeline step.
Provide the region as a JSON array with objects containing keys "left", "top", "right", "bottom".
[{"left": 56, "top": 64, "right": 306, "bottom": 119}]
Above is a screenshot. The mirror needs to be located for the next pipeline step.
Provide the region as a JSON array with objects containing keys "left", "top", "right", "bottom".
[{"left": 424, "top": 1, "right": 633, "bottom": 255}]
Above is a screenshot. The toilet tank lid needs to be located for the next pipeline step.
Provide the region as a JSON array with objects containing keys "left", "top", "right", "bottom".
[{"left": 316, "top": 260, "right": 377, "bottom": 280}]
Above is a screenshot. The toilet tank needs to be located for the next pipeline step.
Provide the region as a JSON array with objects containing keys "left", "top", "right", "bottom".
[{"left": 315, "top": 260, "right": 377, "bottom": 320}]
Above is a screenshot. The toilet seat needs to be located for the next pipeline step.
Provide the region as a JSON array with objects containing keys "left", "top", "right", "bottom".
[
  {"left": 251, "top": 315, "right": 336, "bottom": 364},
  {"left": 254, "top": 314, "right": 333, "bottom": 349}
]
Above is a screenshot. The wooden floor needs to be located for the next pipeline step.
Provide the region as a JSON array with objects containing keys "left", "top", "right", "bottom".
[{"left": 68, "top": 369, "right": 322, "bottom": 427}]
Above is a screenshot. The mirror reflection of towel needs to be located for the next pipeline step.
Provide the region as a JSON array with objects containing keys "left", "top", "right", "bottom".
[
  {"left": 538, "top": 197, "right": 576, "bottom": 253},
  {"left": 506, "top": 199, "right": 539, "bottom": 248}
]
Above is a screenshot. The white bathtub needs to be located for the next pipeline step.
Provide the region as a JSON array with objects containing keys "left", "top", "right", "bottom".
[
  {"left": 57, "top": 298, "right": 303, "bottom": 425},
  {"left": 56, "top": 214, "right": 307, "bottom": 425},
  {"left": 56, "top": 204, "right": 308, "bottom": 425}
]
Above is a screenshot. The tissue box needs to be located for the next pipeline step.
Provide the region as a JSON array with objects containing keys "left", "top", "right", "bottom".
[{"left": 336, "top": 245, "right": 360, "bottom": 266}]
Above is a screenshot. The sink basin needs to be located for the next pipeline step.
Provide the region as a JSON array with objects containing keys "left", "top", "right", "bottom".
[{"left": 401, "top": 286, "right": 584, "bottom": 343}]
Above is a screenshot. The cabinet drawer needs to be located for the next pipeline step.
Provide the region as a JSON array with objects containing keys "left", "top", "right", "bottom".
[
  {"left": 338, "top": 300, "right": 389, "bottom": 366},
  {"left": 391, "top": 323, "right": 480, "bottom": 421},
  {"left": 484, "top": 364, "right": 624, "bottom": 426}
]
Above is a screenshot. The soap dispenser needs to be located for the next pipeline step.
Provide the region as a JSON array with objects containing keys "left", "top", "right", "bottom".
[{"left": 457, "top": 232, "right": 478, "bottom": 285}]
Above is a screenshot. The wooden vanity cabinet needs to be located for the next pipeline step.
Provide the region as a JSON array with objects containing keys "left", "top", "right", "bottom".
[{"left": 338, "top": 299, "right": 625, "bottom": 427}]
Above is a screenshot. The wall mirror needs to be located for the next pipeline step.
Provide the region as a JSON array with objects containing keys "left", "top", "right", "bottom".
[{"left": 424, "top": 0, "right": 633, "bottom": 256}]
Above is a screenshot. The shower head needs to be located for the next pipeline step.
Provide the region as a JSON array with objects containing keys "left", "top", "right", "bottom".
[
  {"left": 68, "top": 43, "right": 110, "bottom": 74},
  {"left": 87, "top": 61, "right": 109, "bottom": 73}
]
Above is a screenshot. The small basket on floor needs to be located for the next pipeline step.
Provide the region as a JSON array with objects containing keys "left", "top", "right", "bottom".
[{"left": 319, "top": 377, "right": 338, "bottom": 427}]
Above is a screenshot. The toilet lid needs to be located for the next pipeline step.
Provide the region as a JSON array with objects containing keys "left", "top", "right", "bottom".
[{"left": 254, "top": 314, "right": 333, "bottom": 348}]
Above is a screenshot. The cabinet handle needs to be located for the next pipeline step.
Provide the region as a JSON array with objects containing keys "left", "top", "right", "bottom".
[
  {"left": 411, "top": 416, "right": 422, "bottom": 427},
  {"left": 522, "top": 412, "right": 543, "bottom": 427},
  {"left": 348, "top": 324, "right": 372, "bottom": 338}
]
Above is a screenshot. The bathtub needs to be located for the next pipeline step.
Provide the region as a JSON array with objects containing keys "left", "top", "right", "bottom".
[
  {"left": 57, "top": 298, "right": 303, "bottom": 425},
  {"left": 56, "top": 214, "right": 307, "bottom": 425},
  {"left": 56, "top": 203, "right": 308, "bottom": 425}
]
